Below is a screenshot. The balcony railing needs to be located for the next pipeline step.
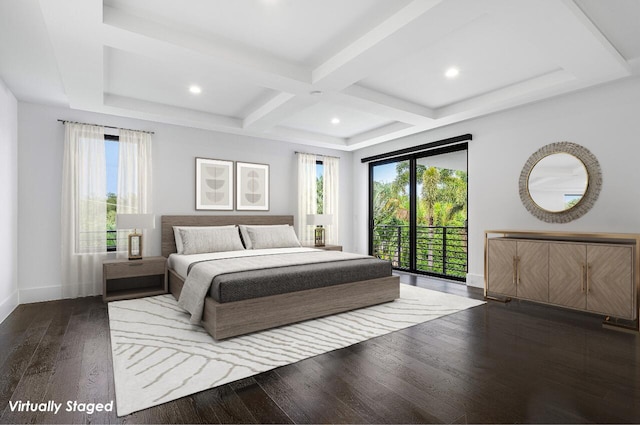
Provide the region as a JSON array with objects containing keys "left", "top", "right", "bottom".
[
  {"left": 107, "top": 230, "right": 119, "bottom": 252},
  {"left": 372, "top": 225, "right": 468, "bottom": 279},
  {"left": 75, "top": 230, "right": 125, "bottom": 253}
]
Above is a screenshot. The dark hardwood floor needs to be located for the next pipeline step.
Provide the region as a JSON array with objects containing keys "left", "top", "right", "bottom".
[{"left": 1, "top": 273, "right": 639, "bottom": 424}]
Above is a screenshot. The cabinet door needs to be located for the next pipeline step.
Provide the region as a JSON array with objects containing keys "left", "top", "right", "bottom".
[
  {"left": 586, "top": 245, "right": 634, "bottom": 319},
  {"left": 549, "top": 243, "right": 587, "bottom": 310},
  {"left": 516, "top": 241, "right": 549, "bottom": 302},
  {"left": 487, "top": 239, "right": 517, "bottom": 296}
]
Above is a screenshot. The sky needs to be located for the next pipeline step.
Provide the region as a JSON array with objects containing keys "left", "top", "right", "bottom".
[
  {"left": 373, "top": 162, "right": 401, "bottom": 183},
  {"left": 106, "top": 140, "right": 118, "bottom": 194}
]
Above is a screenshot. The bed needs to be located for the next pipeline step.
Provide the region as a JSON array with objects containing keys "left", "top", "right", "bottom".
[{"left": 161, "top": 215, "right": 400, "bottom": 339}]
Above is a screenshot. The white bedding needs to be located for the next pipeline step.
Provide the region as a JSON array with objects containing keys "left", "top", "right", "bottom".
[{"left": 168, "top": 247, "right": 321, "bottom": 279}]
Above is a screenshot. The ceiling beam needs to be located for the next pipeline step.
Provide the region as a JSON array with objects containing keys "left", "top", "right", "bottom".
[
  {"left": 327, "top": 85, "right": 435, "bottom": 125},
  {"left": 310, "top": 0, "right": 493, "bottom": 92},
  {"left": 266, "top": 126, "right": 348, "bottom": 149},
  {"left": 104, "top": 94, "right": 243, "bottom": 129},
  {"left": 437, "top": 69, "right": 576, "bottom": 119},
  {"left": 346, "top": 122, "right": 414, "bottom": 150},
  {"left": 104, "top": 94, "right": 348, "bottom": 149},
  {"left": 242, "top": 93, "right": 318, "bottom": 132},
  {"left": 39, "top": 0, "right": 104, "bottom": 110},
  {"left": 311, "top": 0, "right": 442, "bottom": 90}
]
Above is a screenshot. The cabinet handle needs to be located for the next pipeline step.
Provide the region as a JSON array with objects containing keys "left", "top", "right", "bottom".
[
  {"left": 128, "top": 262, "right": 144, "bottom": 267},
  {"left": 513, "top": 256, "right": 517, "bottom": 285},
  {"left": 581, "top": 263, "right": 586, "bottom": 293},
  {"left": 516, "top": 257, "right": 521, "bottom": 285},
  {"left": 586, "top": 264, "right": 591, "bottom": 294}
]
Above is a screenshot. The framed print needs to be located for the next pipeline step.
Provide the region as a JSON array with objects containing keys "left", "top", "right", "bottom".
[
  {"left": 195, "top": 158, "right": 233, "bottom": 210},
  {"left": 236, "top": 162, "right": 269, "bottom": 211}
]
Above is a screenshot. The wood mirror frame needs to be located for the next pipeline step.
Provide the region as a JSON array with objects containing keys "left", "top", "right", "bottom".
[{"left": 519, "top": 142, "right": 602, "bottom": 223}]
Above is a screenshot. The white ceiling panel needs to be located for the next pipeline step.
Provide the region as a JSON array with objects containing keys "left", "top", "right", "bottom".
[
  {"left": 0, "top": 0, "right": 67, "bottom": 106},
  {"left": 0, "top": 0, "right": 637, "bottom": 150},
  {"left": 105, "top": 47, "right": 271, "bottom": 118},
  {"left": 281, "top": 101, "right": 394, "bottom": 138},
  {"left": 360, "top": 12, "right": 561, "bottom": 109},
  {"left": 575, "top": 0, "right": 640, "bottom": 61}
]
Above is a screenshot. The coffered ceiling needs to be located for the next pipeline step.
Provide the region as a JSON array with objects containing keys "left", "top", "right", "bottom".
[{"left": 0, "top": 0, "right": 638, "bottom": 150}]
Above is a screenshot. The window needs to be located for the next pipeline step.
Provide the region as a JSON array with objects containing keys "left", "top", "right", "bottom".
[
  {"left": 316, "top": 160, "right": 324, "bottom": 214},
  {"left": 61, "top": 123, "right": 152, "bottom": 297},
  {"left": 105, "top": 135, "right": 119, "bottom": 251},
  {"left": 297, "top": 154, "right": 339, "bottom": 244}
]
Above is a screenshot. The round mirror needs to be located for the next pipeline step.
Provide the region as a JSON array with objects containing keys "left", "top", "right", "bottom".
[
  {"left": 519, "top": 142, "right": 602, "bottom": 223},
  {"left": 527, "top": 153, "right": 588, "bottom": 212}
]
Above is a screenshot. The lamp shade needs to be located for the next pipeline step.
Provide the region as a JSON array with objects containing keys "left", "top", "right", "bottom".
[
  {"left": 306, "top": 214, "right": 334, "bottom": 226},
  {"left": 116, "top": 214, "right": 155, "bottom": 230}
]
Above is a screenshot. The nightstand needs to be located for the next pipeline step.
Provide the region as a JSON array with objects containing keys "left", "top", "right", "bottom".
[
  {"left": 304, "top": 244, "right": 343, "bottom": 251},
  {"left": 103, "top": 256, "right": 167, "bottom": 302}
]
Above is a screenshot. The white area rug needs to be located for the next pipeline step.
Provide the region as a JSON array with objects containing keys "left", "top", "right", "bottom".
[{"left": 108, "top": 284, "right": 485, "bottom": 416}]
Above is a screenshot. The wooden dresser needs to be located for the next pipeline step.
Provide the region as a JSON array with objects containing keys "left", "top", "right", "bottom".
[{"left": 485, "top": 230, "right": 639, "bottom": 330}]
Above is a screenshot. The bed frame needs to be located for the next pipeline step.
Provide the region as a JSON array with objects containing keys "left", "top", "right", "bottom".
[{"left": 161, "top": 215, "right": 400, "bottom": 339}]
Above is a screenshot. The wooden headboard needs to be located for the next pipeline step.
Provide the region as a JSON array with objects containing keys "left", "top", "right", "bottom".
[{"left": 161, "top": 215, "right": 294, "bottom": 257}]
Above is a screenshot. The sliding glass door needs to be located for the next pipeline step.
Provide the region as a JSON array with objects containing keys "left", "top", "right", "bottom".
[
  {"left": 369, "top": 144, "right": 468, "bottom": 280},
  {"left": 371, "top": 159, "right": 411, "bottom": 269}
]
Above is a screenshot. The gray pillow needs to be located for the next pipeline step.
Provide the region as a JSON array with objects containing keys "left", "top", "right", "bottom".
[
  {"left": 173, "top": 225, "right": 224, "bottom": 254},
  {"left": 245, "top": 225, "right": 301, "bottom": 249},
  {"left": 178, "top": 226, "right": 244, "bottom": 255},
  {"left": 238, "top": 224, "right": 289, "bottom": 249}
]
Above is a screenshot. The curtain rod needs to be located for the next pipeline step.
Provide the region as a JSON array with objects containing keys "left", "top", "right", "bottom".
[
  {"left": 360, "top": 133, "right": 472, "bottom": 163},
  {"left": 57, "top": 119, "right": 155, "bottom": 135},
  {"left": 294, "top": 151, "right": 340, "bottom": 160}
]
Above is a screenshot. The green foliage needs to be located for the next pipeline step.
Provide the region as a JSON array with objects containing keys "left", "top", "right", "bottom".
[
  {"left": 316, "top": 175, "right": 323, "bottom": 214},
  {"left": 373, "top": 163, "right": 468, "bottom": 278},
  {"left": 106, "top": 192, "right": 118, "bottom": 249},
  {"left": 106, "top": 192, "right": 118, "bottom": 230},
  {"left": 379, "top": 163, "right": 467, "bottom": 227},
  {"left": 565, "top": 197, "right": 580, "bottom": 209}
]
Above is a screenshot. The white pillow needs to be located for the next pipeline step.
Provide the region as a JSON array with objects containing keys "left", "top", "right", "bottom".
[
  {"left": 245, "top": 225, "right": 301, "bottom": 249},
  {"left": 238, "top": 224, "right": 290, "bottom": 249},
  {"left": 175, "top": 226, "right": 244, "bottom": 255}
]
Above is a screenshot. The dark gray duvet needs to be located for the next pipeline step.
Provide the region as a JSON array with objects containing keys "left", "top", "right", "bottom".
[{"left": 207, "top": 258, "right": 392, "bottom": 303}]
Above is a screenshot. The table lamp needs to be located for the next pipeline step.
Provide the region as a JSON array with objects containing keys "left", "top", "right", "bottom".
[
  {"left": 307, "top": 214, "right": 334, "bottom": 247},
  {"left": 116, "top": 213, "right": 155, "bottom": 260}
]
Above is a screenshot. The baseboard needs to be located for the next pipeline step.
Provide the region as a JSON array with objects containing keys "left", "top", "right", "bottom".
[
  {"left": 19, "top": 282, "right": 102, "bottom": 304},
  {"left": 19, "top": 285, "right": 63, "bottom": 304},
  {"left": 0, "top": 290, "right": 19, "bottom": 324},
  {"left": 466, "top": 273, "right": 484, "bottom": 289}
]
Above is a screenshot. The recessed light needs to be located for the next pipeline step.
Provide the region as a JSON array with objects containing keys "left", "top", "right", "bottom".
[
  {"left": 189, "top": 85, "right": 202, "bottom": 94},
  {"left": 445, "top": 67, "right": 459, "bottom": 79},
  {"left": 331, "top": 117, "right": 340, "bottom": 125}
]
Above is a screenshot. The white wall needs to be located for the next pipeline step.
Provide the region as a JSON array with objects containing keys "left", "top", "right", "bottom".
[
  {"left": 352, "top": 76, "right": 640, "bottom": 288},
  {"left": 0, "top": 78, "right": 19, "bottom": 322},
  {"left": 17, "top": 102, "right": 353, "bottom": 303}
]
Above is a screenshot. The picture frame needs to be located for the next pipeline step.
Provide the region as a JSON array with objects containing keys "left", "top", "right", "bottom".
[
  {"left": 236, "top": 162, "right": 269, "bottom": 211},
  {"left": 195, "top": 158, "right": 234, "bottom": 210}
]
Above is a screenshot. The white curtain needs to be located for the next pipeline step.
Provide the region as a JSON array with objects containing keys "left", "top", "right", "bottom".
[
  {"left": 61, "top": 123, "right": 106, "bottom": 298},
  {"left": 323, "top": 156, "right": 340, "bottom": 244},
  {"left": 116, "top": 129, "right": 153, "bottom": 257},
  {"left": 297, "top": 153, "right": 317, "bottom": 244}
]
